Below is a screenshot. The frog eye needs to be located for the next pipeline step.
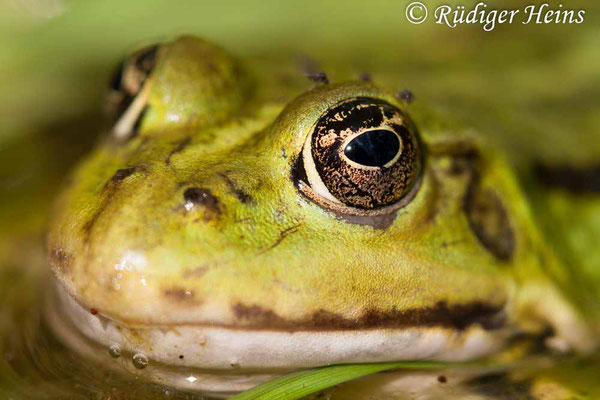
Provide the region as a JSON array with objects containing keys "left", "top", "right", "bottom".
[
  {"left": 298, "top": 97, "right": 422, "bottom": 211},
  {"left": 106, "top": 45, "right": 159, "bottom": 140}
]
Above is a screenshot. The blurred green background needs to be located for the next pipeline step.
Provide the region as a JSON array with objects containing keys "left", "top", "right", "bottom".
[{"left": 1, "top": 0, "right": 598, "bottom": 151}]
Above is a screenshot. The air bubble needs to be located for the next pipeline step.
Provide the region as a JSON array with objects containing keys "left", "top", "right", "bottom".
[
  {"left": 132, "top": 353, "right": 149, "bottom": 369},
  {"left": 108, "top": 344, "right": 121, "bottom": 358}
]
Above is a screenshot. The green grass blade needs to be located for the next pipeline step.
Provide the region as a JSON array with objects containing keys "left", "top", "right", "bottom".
[{"left": 230, "top": 361, "right": 460, "bottom": 400}]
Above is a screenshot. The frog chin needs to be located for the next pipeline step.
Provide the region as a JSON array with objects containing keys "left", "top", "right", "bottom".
[{"left": 47, "top": 281, "right": 510, "bottom": 394}]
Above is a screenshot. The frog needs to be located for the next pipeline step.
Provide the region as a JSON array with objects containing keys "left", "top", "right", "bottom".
[{"left": 43, "top": 36, "right": 600, "bottom": 398}]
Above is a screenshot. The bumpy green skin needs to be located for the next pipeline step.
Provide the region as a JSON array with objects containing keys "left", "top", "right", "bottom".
[{"left": 46, "top": 36, "right": 592, "bottom": 353}]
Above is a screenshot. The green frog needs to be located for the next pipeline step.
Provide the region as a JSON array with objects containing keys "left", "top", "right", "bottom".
[{"left": 41, "top": 36, "right": 600, "bottom": 398}]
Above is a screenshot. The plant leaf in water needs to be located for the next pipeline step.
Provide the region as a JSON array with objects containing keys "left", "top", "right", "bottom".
[{"left": 230, "top": 361, "right": 463, "bottom": 400}]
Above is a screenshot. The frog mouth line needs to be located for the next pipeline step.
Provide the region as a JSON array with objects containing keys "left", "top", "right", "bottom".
[
  {"left": 47, "top": 293, "right": 503, "bottom": 398},
  {"left": 55, "top": 272, "right": 506, "bottom": 332},
  {"left": 51, "top": 282, "right": 509, "bottom": 374},
  {"left": 230, "top": 301, "right": 507, "bottom": 332},
  {"left": 72, "top": 300, "right": 506, "bottom": 332}
]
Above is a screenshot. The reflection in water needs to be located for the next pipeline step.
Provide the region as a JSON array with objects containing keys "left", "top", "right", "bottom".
[{"left": 0, "top": 249, "right": 215, "bottom": 399}]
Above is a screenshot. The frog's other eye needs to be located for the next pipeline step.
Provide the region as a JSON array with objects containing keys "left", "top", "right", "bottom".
[
  {"left": 106, "top": 45, "right": 159, "bottom": 140},
  {"left": 298, "top": 97, "right": 422, "bottom": 212}
]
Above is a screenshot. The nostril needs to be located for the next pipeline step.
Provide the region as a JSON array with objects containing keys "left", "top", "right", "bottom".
[{"left": 183, "top": 187, "right": 220, "bottom": 215}]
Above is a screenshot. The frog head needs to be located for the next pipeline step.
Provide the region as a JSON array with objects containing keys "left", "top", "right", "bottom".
[{"left": 47, "top": 36, "right": 593, "bottom": 391}]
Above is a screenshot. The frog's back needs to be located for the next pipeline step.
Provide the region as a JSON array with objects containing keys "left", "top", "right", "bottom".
[{"left": 521, "top": 164, "right": 600, "bottom": 322}]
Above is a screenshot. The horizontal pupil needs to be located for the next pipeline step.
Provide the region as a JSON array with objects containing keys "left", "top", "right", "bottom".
[{"left": 343, "top": 129, "right": 400, "bottom": 167}]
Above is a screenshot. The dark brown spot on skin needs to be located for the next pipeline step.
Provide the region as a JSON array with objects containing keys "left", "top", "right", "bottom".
[
  {"left": 233, "top": 304, "right": 280, "bottom": 325},
  {"left": 464, "top": 177, "right": 515, "bottom": 262},
  {"left": 437, "top": 375, "right": 447, "bottom": 383},
  {"left": 111, "top": 167, "right": 136, "bottom": 182},
  {"left": 232, "top": 300, "right": 505, "bottom": 331},
  {"left": 179, "top": 355, "right": 184, "bottom": 359},
  {"left": 234, "top": 190, "right": 253, "bottom": 204},
  {"left": 165, "top": 136, "right": 191, "bottom": 166},
  {"left": 90, "top": 308, "right": 98, "bottom": 315},
  {"left": 183, "top": 187, "right": 220, "bottom": 217},
  {"left": 535, "top": 163, "right": 600, "bottom": 193},
  {"left": 306, "top": 71, "right": 329, "bottom": 84},
  {"left": 164, "top": 288, "right": 196, "bottom": 302},
  {"left": 218, "top": 173, "right": 254, "bottom": 204}
]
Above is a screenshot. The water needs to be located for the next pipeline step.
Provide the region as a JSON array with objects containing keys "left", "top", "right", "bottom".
[
  {"left": 132, "top": 354, "right": 149, "bottom": 370},
  {"left": 0, "top": 242, "right": 213, "bottom": 400},
  {"left": 109, "top": 345, "right": 121, "bottom": 359}
]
